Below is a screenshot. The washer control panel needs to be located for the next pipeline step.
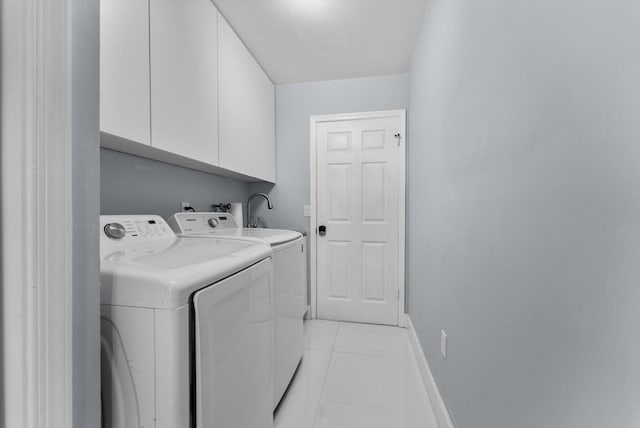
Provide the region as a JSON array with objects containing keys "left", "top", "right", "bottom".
[
  {"left": 168, "top": 212, "right": 238, "bottom": 234},
  {"left": 100, "top": 215, "right": 175, "bottom": 246}
]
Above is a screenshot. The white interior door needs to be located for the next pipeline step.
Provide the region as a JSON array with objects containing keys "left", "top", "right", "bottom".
[{"left": 314, "top": 111, "right": 405, "bottom": 326}]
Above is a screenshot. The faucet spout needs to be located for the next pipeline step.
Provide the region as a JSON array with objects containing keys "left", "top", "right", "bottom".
[{"left": 247, "top": 193, "right": 273, "bottom": 228}]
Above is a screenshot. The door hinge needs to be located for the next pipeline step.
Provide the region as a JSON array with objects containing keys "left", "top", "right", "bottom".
[
  {"left": 394, "top": 133, "right": 401, "bottom": 147},
  {"left": 397, "top": 289, "right": 400, "bottom": 300}
]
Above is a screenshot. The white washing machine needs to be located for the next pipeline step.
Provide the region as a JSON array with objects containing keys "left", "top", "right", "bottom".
[
  {"left": 167, "top": 212, "right": 306, "bottom": 409},
  {"left": 99, "top": 215, "right": 274, "bottom": 428}
]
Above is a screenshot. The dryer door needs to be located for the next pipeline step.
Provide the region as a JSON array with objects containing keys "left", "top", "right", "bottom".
[{"left": 193, "top": 258, "right": 274, "bottom": 428}]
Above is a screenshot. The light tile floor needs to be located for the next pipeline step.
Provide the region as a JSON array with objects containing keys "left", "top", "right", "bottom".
[{"left": 274, "top": 320, "right": 438, "bottom": 428}]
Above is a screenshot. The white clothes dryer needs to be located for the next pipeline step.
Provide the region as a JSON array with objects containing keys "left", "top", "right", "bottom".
[
  {"left": 99, "top": 215, "right": 274, "bottom": 428},
  {"left": 167, "top": 212, "right": 306, "bottom": 409}
]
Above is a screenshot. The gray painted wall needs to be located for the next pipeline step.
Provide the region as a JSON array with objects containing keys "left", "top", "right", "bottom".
[
  {"left": 72, "top": 0, "right": 101, "bottom": 426},
  {"left": 101, "top": 148, "right": 250, "bottom": 220},
  {"left": 408, "top": 1, "right": 640, "bottom": 427},
  {"left": 249, "top": 74, "right": 409, "bottom": 232}
]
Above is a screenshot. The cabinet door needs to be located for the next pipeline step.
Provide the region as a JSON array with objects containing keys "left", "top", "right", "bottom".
[
  {"left": 100, "top": 0, "right": 151, "bottom": 145},
  {"left": 150, "top": 0, "right": 219, "bottom": 164},
  {"left": 218, "top": 14, "right": 276, "bottom": 182}
]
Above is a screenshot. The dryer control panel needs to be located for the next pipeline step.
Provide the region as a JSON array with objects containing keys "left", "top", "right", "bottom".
[{"left": 167, "top": 212, "right": 238, "bottom": 234}]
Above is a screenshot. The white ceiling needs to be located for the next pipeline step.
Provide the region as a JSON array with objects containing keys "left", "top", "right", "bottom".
[{"left": 211, "top": 0, "right": 428, "bottom": 84}]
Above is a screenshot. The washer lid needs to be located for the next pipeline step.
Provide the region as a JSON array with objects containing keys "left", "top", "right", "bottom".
[
  {"left": 100, "top": 237, "right": 271, "bottom": 309},
  {"left": 193, "top": 228, "right": 302, "bottom": 246}
]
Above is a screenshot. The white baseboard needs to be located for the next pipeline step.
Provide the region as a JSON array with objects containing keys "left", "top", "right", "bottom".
[
  {"left": 399, "top": 312, "right": 410, "bottom": 328},
  {"left": 405, "top": 315, "right": 455, "bottom": 428}
]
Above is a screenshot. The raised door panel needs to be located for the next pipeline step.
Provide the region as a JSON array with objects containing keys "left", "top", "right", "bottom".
[
  {"left": 100, "top": 0, "right": 151, "bottom": 145},
  {"left": 218, "top": 14, "right": 276, "bottom": 182},
  {"left": 150, "top": 0, "right": 218, "bottom": 164},
  {"left": 361, "top": 242, "right": 386, "bottom": 302}
]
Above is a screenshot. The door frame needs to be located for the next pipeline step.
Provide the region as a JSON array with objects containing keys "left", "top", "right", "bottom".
[
  {"left": 309, "top": 110, "right": 407, "bottom": 326},
  {"left": 1, "top": 0, "right": 74, "bottom": 426}
]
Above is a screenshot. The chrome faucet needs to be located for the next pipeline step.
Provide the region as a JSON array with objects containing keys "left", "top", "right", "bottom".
[{"left": 247, "top": 193, "right": 273, "bottom": 228}]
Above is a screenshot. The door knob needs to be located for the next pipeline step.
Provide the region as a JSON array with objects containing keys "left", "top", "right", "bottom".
[{"left": 318, "top": 225, "right": 326, "bottom": 236}]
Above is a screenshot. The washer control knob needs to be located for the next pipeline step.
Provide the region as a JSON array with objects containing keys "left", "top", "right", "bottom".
[
  {"left": 208, "top": 218, "right": 219, "bottom": 228},
  {"left": 104, "top": 223, "right": 126, "bottom": 239}
]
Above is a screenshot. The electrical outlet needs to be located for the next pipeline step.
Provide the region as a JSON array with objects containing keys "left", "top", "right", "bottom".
[
  {"left": 181, "top": 202, "right": 191, "bottom": 212},
  {"left": 441, "top": 330, "right": 447, "bottom": 359},
  {"left": 303, "top": 205, "right": 311, "bottom": 217}
]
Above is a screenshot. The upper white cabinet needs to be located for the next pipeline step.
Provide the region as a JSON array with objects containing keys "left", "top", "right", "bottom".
[
  {"left": 150, "top": 0, "right": 219, "bottom": 165},
  {"left": 218, "top": 14, "right": 276, "bottom": 183},
  {"left": 100, "top": 1, "right": 276, "bottom": 182},
  {"left": 100, "top": 0, "right": 151, "bottom": 145}
]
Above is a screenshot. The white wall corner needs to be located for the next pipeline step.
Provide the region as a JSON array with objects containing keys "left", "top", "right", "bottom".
[{"left": 405, "top": 315, "right": 455, "bottom": 428}]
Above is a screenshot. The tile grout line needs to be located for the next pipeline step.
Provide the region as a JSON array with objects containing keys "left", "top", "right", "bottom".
[
  {"left": 310, "top": 322, "right": 341, "bottom": 428},
  {"left": 331, "top": 349, "right": 405, "bottom": 360}
]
